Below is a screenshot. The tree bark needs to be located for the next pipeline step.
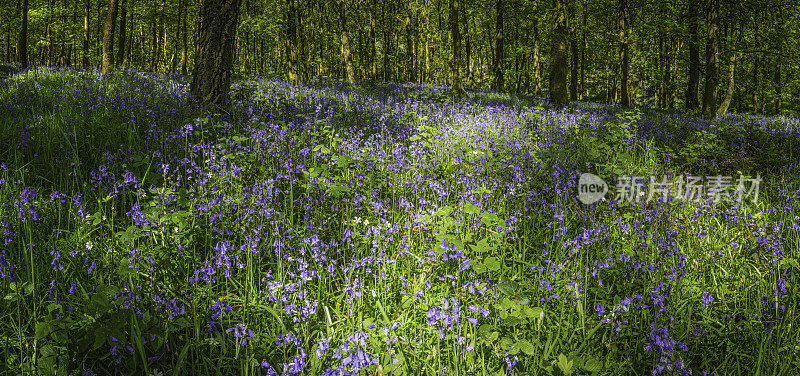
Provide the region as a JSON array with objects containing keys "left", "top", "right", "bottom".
[
  {"left": 717, "top": 23, "right": 738, "bottom": 115},
  {"left": 18, "top": 0, "right": 28, "bottom": 69},
  {"left": 181, "top": 0, "right": 189, "bottom": 74},
  {"left": 773, "top": 8, "right": 783, "bottom": 115},
  {"left": 701, "top": 0, "right": 719, "bottom": 119},
  {"left": 338, "top": 0, "right": 356, "bottom": 83},
  {"left": 685, "top": 0, "right": 700, "bottom": 112},
  {"left": 716, "top": 52, "right": 736, "bottom": 115},
  {"left": 549, "top": 0, "right": 569, "bottom": 107},
  {"left": 579, "top": 0, "right": 586, "bottom": 100},
  {"left": 618, "top": 0, "right": 630, "bottom": 107},
  {"left": 493, "top": 0, "right": 504, "bottom": 91},
  {"left": 116, "top": 0, "right": 127, "bottom": 68},
  {"left": 405, "top": 2, "right": 416, "bottom": 83},
  {"left": 449, "top": 0, "right": 466, "bottom": 97},
  {"left": 191, "top": 0, "right": 242, "bottom": 110},
  {"left": 533, "top": 21, "right": 541, "bottom": 95},
  {"left": 102, "top": 0, "right": 119, "bottom": 73},
  {"left": 569, "top": 1, "right": 579, "bottom": 101},
  {"left": 286, "top": 0, "right": 299, "bottom": 84}
]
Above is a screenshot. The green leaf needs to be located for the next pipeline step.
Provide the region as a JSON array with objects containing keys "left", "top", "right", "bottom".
[
  {"left": 557, "top": 353, "right": 574, "bottom": 375},
  {"left": 519, "top": 339, "right": 536, "bottom": 356},
  {"left": 502, "top": 317, "right": 524, "bottom": 326},
  {"left": 464, "top": 202, "right": 481, "bottom": 215},
  {"left": 472, "top": 261, "right": 487, "bottom": 275},
  {"left": 497, "top": 281, "right": 517, "bottom": 296},
  {"left": 478, "top": 324, "right": 493, "bottom": 338},
  {"left": 524, "top": 306, "right": 543, "bottom": 319},
  {"left": 500, "top": 337, "right": 513, "bottom": 350},
  {"left": 173, "top": 342, "right": 192, "bottom": 376},
  {"left": 583, "top": 357, "right": 603, "bottom": 374},
  {"left": 92, "top": 331, "right": 106, "bottom": 351},
  {"left": 484, "top": 257, "right": 501, "bottom": 271},
  {"left": 35, "top": 322, "right": 52, "bottom": 340}
]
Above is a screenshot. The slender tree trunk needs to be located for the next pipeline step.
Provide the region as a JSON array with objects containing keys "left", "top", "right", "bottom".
[
  {"left": 286, "top": 0, "right": 299, "bottom": 83},
  {"left": 296, "top": 0, "right": 307, "bottom": 80},
  {"left": 549, "top": 0, "right": 569, "bottom": 107},
  {"left": 717, "top": 24, "right": 738, "bottom": 115},
  {"left": 338, "top": 0, "right": 355, "bottom": 83},
  {"left": 569, "top": 1, "right": 579, "bottom": 101},
  {"left": 369, "top": 0, "right": 377, "bottom": 79},
  {"left": 449, "top": 0, "right": 466, "bottom": 96},
  {"left": 580, "top": 0, "right": 586, "bottom": 100},
  {"left": 664, "top": 39, "right": 675, "bottom": 109},
  {"left": 18, "top": 0, "right": 29, "bottom": 69},
  {"left": 773, "top": 8, "right": 783, "bottom": 115},
  {"left": 493, "top": 0, "right": 504, "bottom": 91},
  {"left": 382, "top": 1, "right": 393, "bottom": 81},
  {"left": 716, "top": 52, "right": 736, "bottom": 115},
  {"left": 191, "top": 0, "right": 242, "bottom": 110},
  {"left": 181, "top": 0, "right": 189, "bottom": 74},
  {"left": 618, "top": 0, "right": 630, "bottom": 107},
  {"left": 46, "top": 0, "right": 53, "bottom": 66},
  {"left": 405, "top": 2, "right": 416, "bottom": 82},
  {"left": 701, "top": 0, "right": 719, "bottom": 119},
  {"left": 570, "top": 36, "right": 578, "bottom": 101},
  {"left": 116, "top": 0, "right": 127, "bottom": 68},
  {"left": 466, "top": 28, "right": 473, "bottom": 86},
  {"left": 533, "top": 21, "right": 541, "bottom": 95},
  {"left": 685, "top": 0, "right": 700, "bottom": 111},
  {"left": 102, "top": 0, "right": 119, "bottom": 73}
]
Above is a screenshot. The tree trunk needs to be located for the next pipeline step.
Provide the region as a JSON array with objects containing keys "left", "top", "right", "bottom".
[
  {"left": 618, "top": 0, "right": 630, "bottom": 107},
  {"left": 102, "top": 0, "right": 119, "bottom": 73},
  {"left": 382, "top": 1, "right": 393, "bottom": 81},
  {"left": 116, "top": 0, "right": 127, "bottom": 68},
  {"left": 449, "top": 0, "right": 466, "bottom": 96},
  {"left": 717, "top": 23, "right": 738, "bottom": 115},
  {"left": 685, "top": 0, "right": 700, "bottom": 112},
  {"left": 549, "top": 0, "right": 569, "bottom": 107},
  {"left": 181, "top": 0, "right": 189, "bottom": 74},
  {"left": 579, "top": 0, "right": 586, "bottom": 100},
  {"left": 533, "top": 21, "right": 541, "bottom": 95},
  {"left": 369, "top": 0, "right": 377, "bottom": 79},
  {"left": 296, "top": 0, "right": 307, "bottom": 81},
  {"left": 569, "top": 1, "right": 579, "bottom": 101},
  {"left": 286, "top": 0, "right": 299, "bottom": 84},
  {"left": 405, "top": 2, "right": 416, "bottom": 83},
  {"left": 773, "top": 8, "right": 783, "bottom": 115},
  {"left": 493, "top": 0, "right": 504, "bottom": 91},
  {"left": 664, "top": 39, "right": 675, "bottom": 109},
  {"left": 716, "top": 52, "right": 736, "bottom": 115},
  {"left": 570, "top": 36, "right": 578, "bottom": 101},
  {"left": 46, "top": 0, "right": 53, "bottom": 66},
  {"left": 191, "top": 0, "right": 242, "bottom": 110},
  {"left": 701, "top": 0, "right": 719, "bottom": 119},
  {"left": 18, "top": 0, "right": 28, "bottom": 69},
  {"left": 338, "top": 0, "right": 356, "bottom": 83}
]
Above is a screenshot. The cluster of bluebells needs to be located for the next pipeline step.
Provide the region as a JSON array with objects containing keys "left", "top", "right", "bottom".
[{"left": 0, "top": 67, "right": 796, "bottom": 376}]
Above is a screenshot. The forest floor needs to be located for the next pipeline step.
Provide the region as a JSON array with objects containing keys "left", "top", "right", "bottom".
[{"left": 0, "top": 66, "right": 799, "bottom": 375}]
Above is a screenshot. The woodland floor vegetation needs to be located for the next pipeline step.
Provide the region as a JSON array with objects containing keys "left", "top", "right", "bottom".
[{"left": 0, "top": 67, "right": 798, "bottom": 375}]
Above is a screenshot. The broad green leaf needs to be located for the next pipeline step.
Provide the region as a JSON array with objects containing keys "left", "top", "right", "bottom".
[{"left": 484, "top": 257, "right": 501, "bottom": 271}]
